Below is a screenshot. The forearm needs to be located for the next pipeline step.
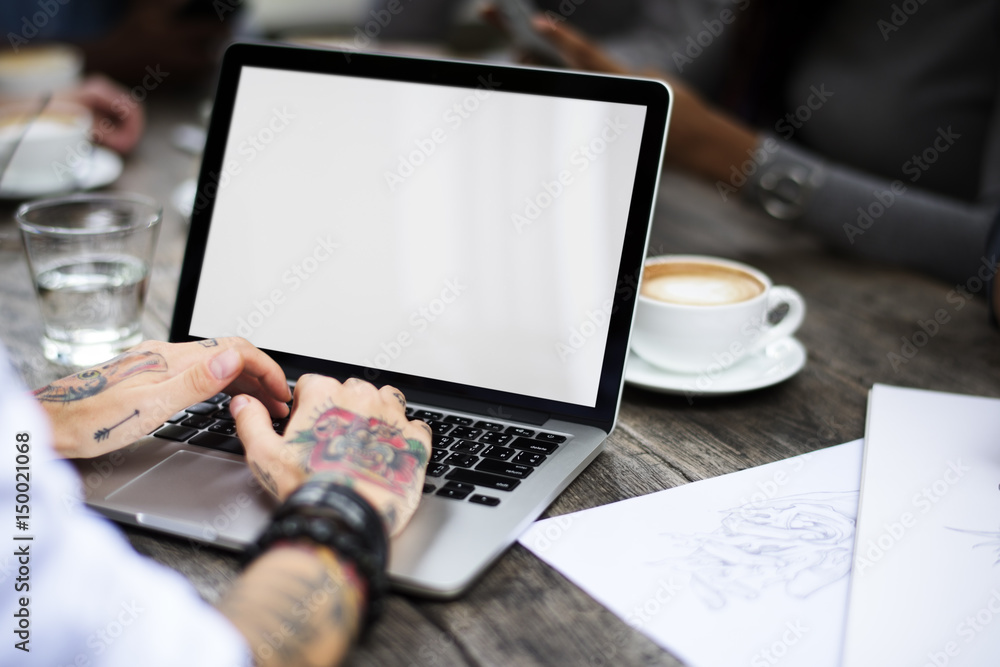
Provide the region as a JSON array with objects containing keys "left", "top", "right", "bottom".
[
  {"left": 745, "top": 139, "right": 1000, "bottom": 285},
  {"left": 217, "top": 543, "right": 365, "bottom": 667}
]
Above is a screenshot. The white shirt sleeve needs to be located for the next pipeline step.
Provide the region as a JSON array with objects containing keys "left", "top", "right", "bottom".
[{"left": 0, "top": 346, "right": 252, "bottom": 667}]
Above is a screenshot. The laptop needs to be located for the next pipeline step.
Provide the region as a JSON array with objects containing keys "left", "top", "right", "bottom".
[{"left": 76, "top": 42, "right": 671, "bottom": 598}]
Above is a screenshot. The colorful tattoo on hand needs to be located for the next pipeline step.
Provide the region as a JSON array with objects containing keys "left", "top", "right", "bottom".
[
  {"left": 289, "top": 406, "right": 428, "bottom": 495},
  {"left": 33, "top": 350, "right": 168, "bottom": 402}
]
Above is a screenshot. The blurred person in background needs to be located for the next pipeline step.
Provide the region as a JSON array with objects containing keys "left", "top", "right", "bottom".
[{"left": 368, "top": 0, "right": 999, "bottom": 290}]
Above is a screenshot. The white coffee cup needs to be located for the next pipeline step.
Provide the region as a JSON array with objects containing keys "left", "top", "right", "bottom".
[
  {"left": 0, "top": 44, "right": 83, "bottom": 99},
  {"left": 631, "top": 255, "right": 806, "bottom": 374},
  {"left": 0, "top": 100, "right": 93, "bottom": 192}
]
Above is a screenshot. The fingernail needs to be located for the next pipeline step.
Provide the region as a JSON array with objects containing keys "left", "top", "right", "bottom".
[
  {"left": 229, "top": 395, "right": 249, "bottom": 417},
  {"left": 209, "top": 349, "right": 241, "bottom": 380}
]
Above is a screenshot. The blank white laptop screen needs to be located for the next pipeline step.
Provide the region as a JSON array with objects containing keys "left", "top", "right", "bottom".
[{"left": 189, "top": 66, "right": 648, "bottom": 407}]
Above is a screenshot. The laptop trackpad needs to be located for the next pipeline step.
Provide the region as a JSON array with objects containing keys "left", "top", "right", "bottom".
[{"left": 106, "top": 450, "right": 273, "bottom": 544}]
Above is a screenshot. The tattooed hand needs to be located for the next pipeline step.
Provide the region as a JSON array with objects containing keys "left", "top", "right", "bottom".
[
  {"left": 231, "top": 375, "right": 431, "bottom": 537},
  {"left": 34, "top": 338, "right": 291, "bottom": 459}
]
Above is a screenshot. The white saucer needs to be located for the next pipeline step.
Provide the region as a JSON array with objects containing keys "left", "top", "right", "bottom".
[
  {"left": 0, "top": 146, "right": 123, "bottom": 199},
  {"left": 624, "top": 337, "right": 807, "bottom": 396}
]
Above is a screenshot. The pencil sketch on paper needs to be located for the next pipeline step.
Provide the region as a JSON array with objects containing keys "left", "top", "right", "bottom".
[
  {"left": 646, "top": 491, "right": 858, "bottom": 610},
  {"left": 948, "top": 525, "right": 1000, "bottom": 565}
]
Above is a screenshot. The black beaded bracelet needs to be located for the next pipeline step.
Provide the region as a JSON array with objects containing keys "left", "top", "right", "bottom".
[{"left": 245, "top": 481, "right": 389, "bottom": 638}]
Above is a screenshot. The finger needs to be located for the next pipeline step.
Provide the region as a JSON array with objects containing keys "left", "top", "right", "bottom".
[
  {"left": 291, "top": 372, "right": 335, "bottom": 405},
  {"left": 231, "top": 395, "right": 300, "bottom": 500},
  {"left": 405, "top": 419, "right": 433, "bottom": 454},
  {"left": 226, "top": 338, "right": 291, "bottom": 405},
  {"left": 379, "top": 384, "right": 408, "bottom": 414}
]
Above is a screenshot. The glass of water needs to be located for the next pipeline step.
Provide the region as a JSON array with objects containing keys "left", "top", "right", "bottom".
[{"left": 16, "top": 193, "right": 162, "bottom": 367}]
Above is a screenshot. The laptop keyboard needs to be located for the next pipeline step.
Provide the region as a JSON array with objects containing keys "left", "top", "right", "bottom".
[{"left": 152, "top": 394, "right": 569, "bottom": 508}]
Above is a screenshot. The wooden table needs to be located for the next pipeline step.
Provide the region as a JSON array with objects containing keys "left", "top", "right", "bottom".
[{"left": 2, "top": 90, "right": 999, "bottom": 667}]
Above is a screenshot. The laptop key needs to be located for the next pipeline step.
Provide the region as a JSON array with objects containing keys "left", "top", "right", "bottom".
[
  {"left": 535, "top": 432, "right": 567, "bottom": 444},
  {"left": 181, "top": 415, "right": 216, "bottom": 430},
  {"left": 430, "top": 448, "right": 450, "bottom": 463},
  {"left": 189, "top": 431, "right": 244, "bottom": 455},
  {"left": 479, "top": 431, "right": 512, "bottom": 446},
  {"left": 436, "top": 486, "right": 472, "bottom": 500},
  {"left": 154, "top": 424, "right": 198, "bottom": 442},
  {"left": 443, "top": 453, "right": 478, "bottom": 468},
  {"left": 476, "top": 459, "right": 533, "bottom": 479},
  {"left": 510, "top": 437, "right": 557, "bottom": 454},
  {"left": 206, "top": 392, "right": 229, "bottom": 404},
  {"left": 185, "top": 402, "right": 219, "bottom": 415},
  {"left": 428, "top": 420, "right": 453, "bottom": 435},
  {"left": 443, "top": 481, "right": 474, "bottom": 493},
  {"left": 166, "top": 411, "right": 188, "bottom": 424},
  {"left": 422, "top": 483, "right": 436, "bottom": 494},
  {"left": 504, "top": 426, "right": 535, "bottom": 438},
  {"left": 412, "top": 410, "right": 443, "bottom": 421},
  {"left": 452, "top": 440, "right": 484, "bottom": 455},
  {"left": 426, "top": 463, "right": 449, "bottom": 478},
  {"left": 446, "top": 469, "right": 520, "bottom": 491},
  {"left": 444, "top": 415, "right": 474, "bottom": 426},
  {"left": 473, "top": 420, "right": 505, "bottom": 432},
  {"left": 481, "top": 445, "right": 515, "bottom": 461},
  {"left": 450, "top": 426, "right": 482, "bottom": 440},
  {"left": 513, "top": 451, "right": 546, "bottom": 466},
  {"left": 469, "top": 494, "right": 501, "bottom": 507},
  {"left": 208, "top": 422, "right": 238, "bottom": 436}
]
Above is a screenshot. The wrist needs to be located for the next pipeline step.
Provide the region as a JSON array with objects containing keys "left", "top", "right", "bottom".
[{"left": 247, "top": 480, "right": 390, "bottom": 638}]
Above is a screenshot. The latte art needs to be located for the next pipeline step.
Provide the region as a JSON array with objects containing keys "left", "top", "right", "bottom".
[{"left": 640, "top": 262, "right": 765, "bottom": 305}]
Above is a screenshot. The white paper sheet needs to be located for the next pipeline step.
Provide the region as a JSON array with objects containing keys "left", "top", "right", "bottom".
[
  {"left": 518, "top": 440, "right": 864, "bottom": 667},
  {"left": 842, "top": 385, "right": 1000, "bottom": 667}
]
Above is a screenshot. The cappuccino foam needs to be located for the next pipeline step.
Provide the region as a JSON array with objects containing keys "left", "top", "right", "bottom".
[{"left": 641, "top": 262, "right": 764, "bottom": 305}]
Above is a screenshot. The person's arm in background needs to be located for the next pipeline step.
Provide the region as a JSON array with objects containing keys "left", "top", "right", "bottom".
[{"left": 533, "top": 17, "right": 1000, "bottom": 287}]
